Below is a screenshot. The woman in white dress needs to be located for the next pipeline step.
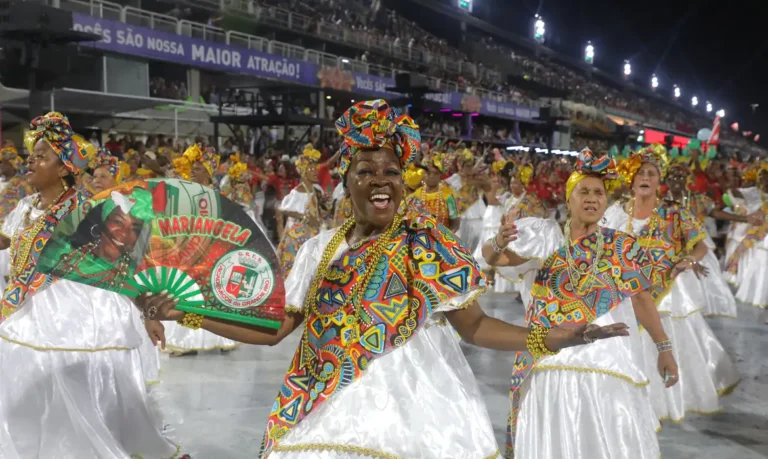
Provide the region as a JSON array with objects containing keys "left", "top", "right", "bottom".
[
  {"left": 724, "top": 163, "right": 768, "bottom": 309},
  {"left": 91, "top": 149, "right": 163, "bottom": 384},
  {"left": 604, "top": 144, "right": 739, "bottom": 423},
  {"left": 445, "top": 149, "right": 489, "bottom": 254},
  {"left": 137, "top": 100, "right": 629, "bottom": 459},
  {"left": 162, "top": 144, "right": 240, "bottom": 356},
  {"left": 0, "top": 146, "right": 35, "bottom": 294},
  {"left": 482, "top": 148, "right": 677, "bottom": 459},
  {"left": 0, "top": 112, "right": 178, "bottom": 458},
  {"left": 665, "top": 161, "right": 762, "bottom": 318},
  {"left": 475, "top": 161, "right": 545, "bottom": 296}
]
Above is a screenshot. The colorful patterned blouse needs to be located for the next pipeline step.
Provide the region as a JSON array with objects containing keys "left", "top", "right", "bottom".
[
  {"left": 261, "top": 214, "right": 486, "bottom": 456},
  {"left": 506, "top": 228, "right": 653, "bottom": 457}
]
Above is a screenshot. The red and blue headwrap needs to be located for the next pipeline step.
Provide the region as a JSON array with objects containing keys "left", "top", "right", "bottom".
[{"left": 335, "top": 99, "right": 420, "bottom": 182}]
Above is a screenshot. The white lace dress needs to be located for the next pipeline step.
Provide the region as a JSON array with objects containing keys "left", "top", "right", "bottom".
[
  {"left": 0, "top": 195, "right": 178, "bottom": 458},
  {"left": 728, "top": 187, "right": 768, "bottom": 308},
  {"left": 604, "top": 203, "right": 740, "bottom": 423}
]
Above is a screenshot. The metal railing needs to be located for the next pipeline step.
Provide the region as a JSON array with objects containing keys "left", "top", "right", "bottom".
[{"left": 54, "top": 0, "right": 531, "bottom": 106}]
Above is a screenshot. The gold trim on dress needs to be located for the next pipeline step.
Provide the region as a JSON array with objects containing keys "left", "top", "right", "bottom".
[
  {"left": 532, "top": 364, "right": 650, "bottom": 387},
  {"left": 161, "top": 343, "right": 241, "bottom": 353},
  {"left": 272, "top": 443, "right": 499, "bottom": 459},
  {"left": 130, "top": 444, "right": 182, "bottom": 459},
  {"left": 0, "top": 334, "right": 132, "bottom": 352},
  {"left": 284, "top": 304, "right": 303, "bottom": 313},
  {"left": 669, "top": 307, "right": 703, "bottom": 319}
]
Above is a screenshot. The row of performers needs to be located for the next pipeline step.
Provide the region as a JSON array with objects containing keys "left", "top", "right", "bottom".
[{"left": 0, "top": 105, "right": 766, "bottom": 458}]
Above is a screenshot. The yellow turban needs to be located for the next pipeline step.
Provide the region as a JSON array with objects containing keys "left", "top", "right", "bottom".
[{"left": 565, "top": 148, "right": 617, "bottom": 201}]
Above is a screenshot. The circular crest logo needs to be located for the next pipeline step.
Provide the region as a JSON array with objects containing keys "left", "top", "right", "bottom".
[{"left": 211, "top": 249, "right": 274, "bottom": 309}]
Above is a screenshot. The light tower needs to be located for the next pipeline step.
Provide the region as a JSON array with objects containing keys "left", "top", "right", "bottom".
[
  {"left": 623, "top": 60, "right": 632, "bottom": 80},
  {"left": 673, "top": 85, "right": 681, "bottom": 99},
  {"left": 651, "top": 74, "right": 659, "bottom": 90},
  {"left": 534, "top": 15, "right": 546, "bottom": 44},
  {"left": 691, "top": 96, "right": 698, "bottom": 107},
  {"left": 585, "top": 42, "right": 594, "bottom": 65},
  {"left": 706, "top": 101, "right": 713, "bottom": 113}
]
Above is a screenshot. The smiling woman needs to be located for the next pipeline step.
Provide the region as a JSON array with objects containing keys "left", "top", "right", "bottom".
[
  {"left": 0, "top": 112, "right": 179, "bottom": 458},
  {"left": 136, "top": 100, "right": 630, "bottom": 459}
]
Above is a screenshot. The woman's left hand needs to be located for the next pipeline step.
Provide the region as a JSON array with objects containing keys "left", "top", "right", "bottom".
[
  {"left": 672, "top": 258, "right": 708, "bottom": 279},
  {"left": 135, "top": 292, "right": 182, "bottom": 321},
  {"left": 547, "top": 323, "right": 630, "bottom": 351}
]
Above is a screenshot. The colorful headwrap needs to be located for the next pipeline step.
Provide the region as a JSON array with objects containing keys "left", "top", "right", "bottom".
[
  {"left": 617, "top": 143, "right": 669, "bottom": 185},
  {"left": 102, "top": 188, "right": 156, "bottom": 222},
  {"left": 403, "top": 163, "right": 425, "bottom": 189},
  {"left": 25, "top": 112, "right": 92, "bottom": 175},
  {"left": 228, "top": 153, "right": 249, "bottom": 181},
  {"left": 501, "top": 161, "right": 533, "bottom": 186},
  {"left": 296, "top": 146, "right": 322, "bottom": 175},
  {"left": 565, "top": 148, "right": 617, "bottom": 201},
  {"left": 92, "top": 148, "right": 122, "bottom": 180},
  {"left": 124, "top": 149, "right": 138, "bottom": 162},
  {"left": 173, "top": 144, "right": 220, "bottom": 180},
  {"left": 426, "top": 152, "right": 448, "bottom": 172},
  {"left": 0, "top": 146, "right": 24, "bottom": 171},
  {"left": 335, "top": 99, "right": 420, "bottom": 182},
  {"left": 667, "top": 157, "right": 692, "bottom": 177},
  {"left": 459, "top": 148, "right": 474, "bottom": 164},
  {"left": 492, "top": 159, "right": 507, "bottom": 174}
]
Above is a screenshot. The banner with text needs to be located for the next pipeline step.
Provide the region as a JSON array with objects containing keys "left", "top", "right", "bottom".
[{"left": 72, "top": 14, "right": 539, "bottom": 121}]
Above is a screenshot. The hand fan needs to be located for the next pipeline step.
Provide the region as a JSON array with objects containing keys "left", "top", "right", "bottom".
[{"left": 37, "top": 179, "right": 286, "bottom": 329}]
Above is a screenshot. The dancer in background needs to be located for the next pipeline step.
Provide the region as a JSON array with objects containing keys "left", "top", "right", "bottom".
[
  {"left": 407, "top": 152, "right": 459, "bottom": 230},
  {"left": 163, "top": 144, "right": 240, "bottom": 356},
  {"left": 275, "top": 147, "right": 326, "bottom": 276},
  {"left": 0, "top": 112, "right": 178, "bottom": 458},
  {"left": 137, "top": 100, "right": 629, "bottom": 459},
  {"left": 604, "top": 144, "right": 739, "bottom": 423},
  {"left": 0, "top": 146, "right": 35, "bottom": 294},
  {"left": 482, "top": 149, "right": 675, "bottom": 459},
  {"left": 666, "top": 160, "right": 762, "bottom": 318},
  {"left": 90, "top": 149, "right": 162, "bottom": 384},
  {"left": 445, "top": 148, "right": 488, "bottom": 252},
  {"left": 725, "top": 162, "right": 768, "bottom": 310},
  {"left": 476, "top": 161, "right": 544, "bottom": 295}
]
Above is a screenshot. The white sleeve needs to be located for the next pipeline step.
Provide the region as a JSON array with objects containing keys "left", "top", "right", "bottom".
[
  {"left": 495, "top": 217, "right": 563, "bottom": 282},
  {"left": 279, "top": 189, "right": 310, "bottom": 214},
  {"left": 1, "top": 195, "right": 35, "bottom": 237},
  {"left": 473, "top": 205, "right": 505, "bottom": 270},
  {"left": 283, "top": 235, "right": 320, "bottom": 312},
  {"left": 444, "top": 174, "right": 462, "bottom": 192}
]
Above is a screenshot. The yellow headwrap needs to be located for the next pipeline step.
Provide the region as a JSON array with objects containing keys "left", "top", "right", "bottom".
[
  {"left": 619, "top": 143, "right": 669, "bottom": 185},
  {"left": 492, "top": 159, "right": 507, "bottom": 174},
  {"left": 403, "top": 163, "right": 425, "bottom": 189},
  {"left": 296, "top": 147, "right": 322, "bottom": 175},
  {"left": 173, "top": 144, "right": 220, "bottom": 180},
  {"left": 228, "top": 153, "right": 249, "bottom": 182},
  {"left": 0, "top": 146, "right": 23, "bottom": 171},
  {"left": 565, "top": 148, "right": 617, "bottom": 201}
]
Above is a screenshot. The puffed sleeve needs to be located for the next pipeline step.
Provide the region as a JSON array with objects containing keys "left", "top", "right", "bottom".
[
  {"left": 278, "top": 188, "right": 311, "bottom": 214},
  {"left": 1, "top": 195, "right": 35, "bottom": 238},
  {"left": 494, "top": 217, "right": 564, "bottom": 282},
  {"left": 283, "top": 233, "right": 322, "bottom": 313}
]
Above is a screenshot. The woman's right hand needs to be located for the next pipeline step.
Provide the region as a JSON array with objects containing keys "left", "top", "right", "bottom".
[
  {"left": 658, "top": 351, "right": 679, "bottom": 388},
  {"left": 495, "top": 209, "right": 519, "bottom": 249},
  {"left": 135, "top": 292, "right": 182, "bottom": 321}
]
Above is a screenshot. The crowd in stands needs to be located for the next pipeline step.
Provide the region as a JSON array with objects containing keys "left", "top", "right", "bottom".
[{"left": 149, "top": 77, "right": 189, "bottom": 100}]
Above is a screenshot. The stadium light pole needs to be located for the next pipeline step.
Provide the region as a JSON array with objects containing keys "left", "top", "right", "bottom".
[
  {"left": 623, "top": 60, "right": 631, "bottom": 80},
  {"left": 691, "top": 96, "right": 698, "bottom": 107},
  {"left": 651, "top": 74, "right": 659, "bottom": 90},
  {"left": 706, "top": 101, "right": 713, "bottom": 113},
  {"left": 673, "top": 85, "right": 681, "bottom": 99},
  {"left": 534, "top": 15, "right": 546, "bottom": 44},
  {"left": 584, "top": 42, "right": 594, "bottom": 65}
]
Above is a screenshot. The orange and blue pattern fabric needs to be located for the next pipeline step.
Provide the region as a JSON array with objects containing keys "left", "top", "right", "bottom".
[
  {"left": 261, "top": 214, "right": 486, "bottom": 456},
  {"left": 633, "top": 202, "right": 705, "bottom": 303},
  {"left": 27, "top": 112, "right": 91, "bottom": 175},
  {"left": 506, "top": 228, "right": 653, "bottom": 457}
]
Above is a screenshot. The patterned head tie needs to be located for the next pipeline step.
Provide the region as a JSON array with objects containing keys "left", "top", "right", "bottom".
[
  {"left": 174, "top": 144, "right": 220, "bottom": 180},
  {"left": 619, "top": 143, "right": 669, "bottom": 185},
  {"left": 0, "top": 146, "right": 24, "bottom": 171},
  {"left": 228, "top": 153, "right": 249, "bottom": 181},
  {"left": 91, "top": 148, "right": 124, "bottom": 181},
  {"left": 296, "top": 145, "right": 322, "bottom": 175},
  {"left": 335, "top": 99, "right": 420, "bottom": 183},
  {"left": 565, "top": 148, "right": 617, "bottom": 201},
  {"left": 26, "top": 112, "right": 91, "bottom": 175}
]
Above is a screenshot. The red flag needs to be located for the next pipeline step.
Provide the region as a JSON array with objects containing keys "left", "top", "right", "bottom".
[
  {"left": 755, "top": 134, "right": 761, "bottom": 142},
  {"left": 730, "top": 122, "right": 739, "bottom": 132},
  {"left": 709, "top": 117, "right": 721, "bottom": 145},
  {"left": 743, "top": 131, "right": 753, "bottom": 137}
]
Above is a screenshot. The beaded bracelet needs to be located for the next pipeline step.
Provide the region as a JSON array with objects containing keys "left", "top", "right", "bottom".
[
  {"left": 526, "top": 325, "right": 559, "bottom": 360},
  {"left": 178, "top": 313, "right": 205, "bottom": 330},
  {"left": 491, "top": 235, "right": 505, "bottom": 253},
  {"left": 655, "top": 339, "right": 673, "bottom": 353}
]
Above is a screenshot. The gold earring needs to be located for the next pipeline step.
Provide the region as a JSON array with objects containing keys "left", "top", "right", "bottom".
[{"left": 61, "top": 177, "right": 69, "bottom": 190}]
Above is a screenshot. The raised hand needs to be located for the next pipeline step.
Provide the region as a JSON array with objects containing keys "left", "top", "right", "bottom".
[{"left": 495, "top": 209, "right": 519, "bottom": 249}]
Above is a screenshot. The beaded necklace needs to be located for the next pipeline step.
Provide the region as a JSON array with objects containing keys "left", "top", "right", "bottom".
[
  {"left": 625, "top": 197, "right": 660, "bottom": 246},
  {"left": 563, "top": 219, "right": 604, "bottom": 291},
  {"left": 10, "top": 188, "right": 69, "bottom": 279},
  {"left": 421, "top": 182, "right": 447, "bottom": 224},
  {"left": 300, "top": 212, "right": 405, "bottom": 382}
]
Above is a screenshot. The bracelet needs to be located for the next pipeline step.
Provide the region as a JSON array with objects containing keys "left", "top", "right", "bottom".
[
  {"left": 655, "top": 339, "right": 673, "bottom": 353},
  {"left": 178, "top": 313, "right": 205, "bottom": 330},
  {"left": 491, "top": 235, "right": 505, "bottom": 253},
  {"left": 526, "top": 325, "right": 559, "bottom": 360}
]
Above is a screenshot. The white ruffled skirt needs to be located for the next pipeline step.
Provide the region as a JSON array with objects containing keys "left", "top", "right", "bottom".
[
  {"left": 0, "top": 249, "right": 8, "bottom": 296},
  {"left": 163, "top": 321, "right": 240, "bottom": 353},
  {"left": 514, "top": 299, "right": 659, "bottom": 459},
  {"left": 0, "top": 280, "right": 177, "bottom": 458},
  {"left": 699, "top": 249, "right": 738, "bottom": 318},
  {"left": 731, "top": 240, "right": 768, "bottom": 308},
  {"left": 640, "top": 272, "right": 739, "bottom": 423},
  {"left": 269, "top": 318, "right": 500, "bottom": 459}
]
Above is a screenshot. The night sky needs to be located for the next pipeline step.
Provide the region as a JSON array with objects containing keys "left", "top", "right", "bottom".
[{"left": 412, "top": 0, "right": 767, "bottom": 145}]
